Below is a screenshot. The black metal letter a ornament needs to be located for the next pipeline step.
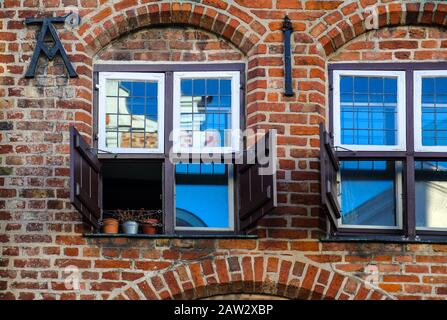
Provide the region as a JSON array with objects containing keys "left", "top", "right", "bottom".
[{"left": 25, "top": 14, "right": 78, "bottom": 78}]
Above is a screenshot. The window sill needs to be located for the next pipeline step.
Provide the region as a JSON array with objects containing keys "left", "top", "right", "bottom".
[
  {"left": 322, "top": 235, "right": 447, "bottom": 244},
  {"left": 83, "top": 233, "right": 258, "bottom": 239}
]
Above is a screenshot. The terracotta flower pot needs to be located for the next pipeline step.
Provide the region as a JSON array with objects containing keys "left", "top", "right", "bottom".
[
  {"left": 102, "top": 218, "right": 119, "bottom": 234},
  {"left": 142, "top": 219, "right": 159, "bottom": 235}
]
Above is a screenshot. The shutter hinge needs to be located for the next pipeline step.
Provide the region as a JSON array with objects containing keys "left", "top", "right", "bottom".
[
  {"left": 95, "top": 83, "right": 100, "bottom": 90},
  {"left": 266, "top": 185, "right": 271, "bottom": 199},
  {"left": 329, "top": 84, "right": 333, "bottom": 91}
]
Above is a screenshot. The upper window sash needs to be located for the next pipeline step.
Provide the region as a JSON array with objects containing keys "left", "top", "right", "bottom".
[
  {"left": 97, "top": 72, "right": 165, "bottom": 154},
  {"left": 414, "top": 70, "right": 447, "bottom": 152},
  {"left": 172, "top": 71, "right": 241, "bottom": 154},
  {"left": 333, "top": 70, "right": 406, "bottom": 152}
]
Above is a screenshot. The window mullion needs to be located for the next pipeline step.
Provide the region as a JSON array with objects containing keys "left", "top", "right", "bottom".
[
  {"left": 164, "top": 71, "right": 175, "bottom": 235},
  {"left": 404, "top": 156, "right": 416, "bottom": 239},
  {"left": 404, "top": 69, "right": 416, "bottom": 239}
]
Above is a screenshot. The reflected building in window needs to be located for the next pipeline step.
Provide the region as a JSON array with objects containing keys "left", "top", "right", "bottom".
[{"left": 105, "top": 80, "right": 159, "bottom": 149}]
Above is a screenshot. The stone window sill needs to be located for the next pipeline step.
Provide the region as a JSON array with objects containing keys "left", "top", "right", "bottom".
[{"left": 84, "top": 233, "right": 258, "bottom": 239}]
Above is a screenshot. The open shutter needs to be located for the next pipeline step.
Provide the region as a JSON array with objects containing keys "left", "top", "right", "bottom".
[
  {"left": 319, "top": 123, "right": 341, "bottom": 230},
  {"left": 238, "top": 130, "right": 277, "bottom": 231},
  {"left": 70, "top": 126, "right": 102, "bottom": 229}
]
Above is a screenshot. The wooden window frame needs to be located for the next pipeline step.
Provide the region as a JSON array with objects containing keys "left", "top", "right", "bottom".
[{"left": 328, "top": 62, "right": 447, "bottom": 240}]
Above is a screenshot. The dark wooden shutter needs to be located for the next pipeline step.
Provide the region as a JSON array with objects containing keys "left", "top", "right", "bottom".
[
  {"left": 319, "top": 123, "right": 341, "bottom": 229},
  {"left": 238, "top": 130, "right": 277, "bottom": 230},
  {"left": 70, "top": 126, "right": 101, "bottom": 229}
]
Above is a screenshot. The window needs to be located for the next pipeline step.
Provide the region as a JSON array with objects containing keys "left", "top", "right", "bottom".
[
  {"left": 175, "top": 163, "right": 234, "bottom": 231},
  {"left": 173, "top": 71, "right": 240, "bottom": 153},
  {"left": 325, "top": 63, "right": 447, "bottom": 238},
  {"left": 414, "top": 71, "right": 447, "bottom": 151},
  {"left": 339, "top": 160, "right": 403, "bottom": 229},
  {"left": 333, "top": 70, "right": 406, "bottom": 151},
  {"left": 70, "top": 63, "right": 276, "bottom": 236},
  {"left": 415, "top": 161, "right": 447, "bottom": 230},
  {"left": 98, "top": 72, "right": 165, "bottom": 153}
]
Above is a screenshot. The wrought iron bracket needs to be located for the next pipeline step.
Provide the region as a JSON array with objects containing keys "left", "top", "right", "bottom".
[
  {"left": 282, "top": 15, "right": 294, "bottom": 97},
  {"left": 24, "top": 14, "right": 78, "bottom": 78}
]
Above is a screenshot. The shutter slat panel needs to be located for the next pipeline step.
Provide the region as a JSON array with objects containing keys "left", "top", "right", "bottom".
[
  {"left": 319, "top": 123, "right": 341, "bottom": 230},
  {"left": 70, "top": 126, "right": 101, "bottom": 229},
  {"left": 239, "top": 130, "right": 277, "bottom": 231}
]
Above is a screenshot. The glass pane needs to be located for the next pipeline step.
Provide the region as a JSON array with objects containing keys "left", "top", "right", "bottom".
[
  {"left": 106, "top": 80, "right": 119, "bottom": 96},
  {"left": 421, "top": 77, "right": 447, "bottom": 146},
  {"left": 416, "top": 161, "right": 447, "bottom": 228},
  {"left": 340, "top": 76, "right": 398, "bottom": 146},
  {"left": 179, "top": 77, "right": 233, "bottom": 150},
  {"left": 220, "top": 79, "right": 231, "bottom": 95},
  {"left": 106, "top": 97, "right": 118, "bottom": 113},
  {"left": 175, "top": 163, "right": 231, "bottom": 229},
  {"left": 340, "top": 160, "right": 401, "bottom": 227},
  {"left": 104, "top": 79, "right": 159, "bottom": 149}
]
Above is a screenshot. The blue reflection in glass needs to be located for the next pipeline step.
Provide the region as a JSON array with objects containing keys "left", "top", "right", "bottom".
[
  {"left": 193, "top": 79, "right": 205, "bottom": 96},
  {"left": 421, "top": 77, "right": 447, "bottom": 146},
  {"left": 340, "top": 76, "right": 398, "bottom": 146},
  {"left": 340, "top": 160, "right": 398, "bottom": 226},
  {"left": 175, "top": 164, "right": 230, "bottom": 228},
  {"left": 181, "top": 79, "right": 192, "bottom": 96},
  {"left": 220, "top": 79, "right": 231, "bottom": 95}
]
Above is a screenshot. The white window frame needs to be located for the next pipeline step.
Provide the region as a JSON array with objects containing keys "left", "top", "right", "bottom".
[
  {"left": 97, "top": 72, "right": 165, "bottom": 154},
  {"left": 414, "top": 70, "right": 447, "bottom": 152},
  {"left": 337, "top": 161, "right": 404, "bottom": 230},
  {"left": 333, "top": 70, "right": 407, "bottom": 152},
  {"left": 172, "top": 71, "right": 240, "bottom": 154},
  {"left": 174, "top": 164, "right": 235, "bottom": 232}
]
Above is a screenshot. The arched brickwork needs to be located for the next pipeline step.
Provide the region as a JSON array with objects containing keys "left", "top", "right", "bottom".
[
  {"left": 105, "top": 256, "right": 393, "bottom": 300},
  {"left": 309, "top": 1, "right": 447, "bottom": 56},
  {"left": 77, "top": 1, "right": 262, "bottom": 57}
]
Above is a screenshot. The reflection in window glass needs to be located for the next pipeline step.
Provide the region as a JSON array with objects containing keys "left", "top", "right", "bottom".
[
  {"left": 421, "top": 77, "right": 447, "bottom": 146},
  {"left": 340, "top": 76, "right": 398, "bottom": 146},
  {"left": 105, "top": 80, "right": 158, "bottom": 149},
  {"left": 415, "top": 161, "right": 447, "bottom": 228},
  {"left": 179, "top": 78, "right": 232, "bottom": 149},
  {"left": 175, "top": 163, "right": 231, "bottom": 229},
  {"left": 340, "top": 160, "right": 401, "bottom": 227}
]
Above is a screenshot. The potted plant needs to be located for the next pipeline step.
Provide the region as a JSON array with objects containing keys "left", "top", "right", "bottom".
[
  {"left": 102, "top": 217, "right": 119, "bottom": 234},
  {"left": 138, "top": 209, "right": 162, "bottom": 235},
  {"left": 116, "top": 209, "right": 139, "bottom": 235}
]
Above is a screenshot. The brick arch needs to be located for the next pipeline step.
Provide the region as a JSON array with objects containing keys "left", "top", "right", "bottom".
[
  {"left": 77, "top": 1, "right": 261, "bottom": 57},
  {"left": 309, "top": 0, "right": 445, "bottom": 56},
  {"left": 107, "top": 256, "right": 393, "bottom": 300}
]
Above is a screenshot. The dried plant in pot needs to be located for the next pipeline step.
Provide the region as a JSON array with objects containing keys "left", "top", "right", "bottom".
[
  {"left": 116, "top": 209, "right": 139, "bottom": 235},
  {"left": 137, "top": 209, "right": 162, "bottom": 235}
]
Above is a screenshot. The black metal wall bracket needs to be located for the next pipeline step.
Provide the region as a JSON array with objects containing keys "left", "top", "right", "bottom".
[
  {"left": 282, "top": 15, "right": 294, "bottom": 97},
  {"left": 24, "top": 14, "right": 78, "bottom": 78}
]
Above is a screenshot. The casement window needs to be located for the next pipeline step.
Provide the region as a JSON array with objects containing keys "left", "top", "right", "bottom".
[
  {"left": 70, "top": 64, "right": 277, "bottom": 236},
  {"left": 97, "top": 72, "right": 165, "bottom": 154},
  {"left": 323, "top": 63, "right": 447, "bottom": 239},
  {"left": 332, "top": 70, "right": 406, "bottom": 151},
  {"left": 172, "top": 71, "right": 240, "bottom": 154}
]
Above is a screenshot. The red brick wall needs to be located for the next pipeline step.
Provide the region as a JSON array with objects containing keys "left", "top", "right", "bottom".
[
  {"left": 96, "top": 27, "right": 244, "bottom": 62},
  {"left": 2, "top": 0, "right": 447, "bottom": 300},
  {"left": 330, "top": 26, "right": 447, "bottom": 62}
]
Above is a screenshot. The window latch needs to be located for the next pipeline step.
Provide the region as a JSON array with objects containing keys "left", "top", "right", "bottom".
[
  {"left": 334, "top": 146, "right": 356, "bottom": 154},
  {"left": 88, "top": 147, "right": 118, "bottom": 158},
  {"left": 266, "top": 185, "right": 271, "bottom": 199}
]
